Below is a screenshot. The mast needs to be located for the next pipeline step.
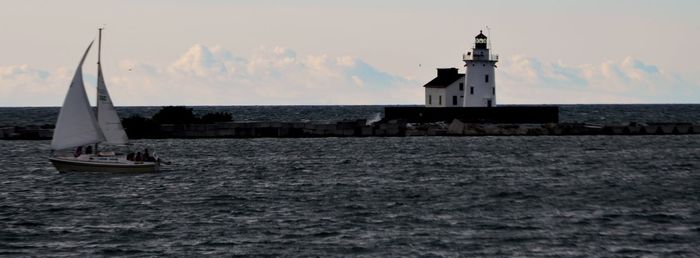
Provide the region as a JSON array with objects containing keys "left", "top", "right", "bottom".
[
  {"left": 96, "top": 27, "right": 103, "bottom": 152},
  {"left": 98, "top": 27, "right": 103, "bottom": 65},
  {"left": 95, "top": 27, "right": 130, "bottom": 146},
  {"left": 96, "top": 27, "right": 103, "bottom": 120}
]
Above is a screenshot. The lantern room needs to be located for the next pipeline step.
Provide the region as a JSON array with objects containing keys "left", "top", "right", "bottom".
[{"left": 475, "top": 30, "right": 488, "bottom": 49}]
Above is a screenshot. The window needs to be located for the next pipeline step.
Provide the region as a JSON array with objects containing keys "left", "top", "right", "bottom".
[
  {"left": 439, "top": 96, "right": 442, "bottom": 105},
  {"left": 428, "top": 95, "right": 432, "bottom": 105},
  {"left": 452, "top": 96, "right": 458, "bottom": 106},
  {"left": 459, "top": 83, "right": 464, "bottom": 91},
  {"left": 485, "top": 75, "right": 489, "bottom": 83},
  {"left": 470, "top": 87, "right": 474, "bottom": 95},
  {"left": 493, "top": 87, "right": 495, "bottom": 95}
]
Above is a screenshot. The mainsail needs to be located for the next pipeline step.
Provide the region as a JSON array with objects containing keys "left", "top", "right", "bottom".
[
  {"left": 51, "top": 41, "right": 106, "bottom": 150},
  {"left": 96, "top": 32, "right": 129, "bottom": 145}
]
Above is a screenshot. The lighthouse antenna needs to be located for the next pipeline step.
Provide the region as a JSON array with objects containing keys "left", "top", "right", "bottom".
[{"left": 486, "top": 26, "right": 492, "bottom": 49}]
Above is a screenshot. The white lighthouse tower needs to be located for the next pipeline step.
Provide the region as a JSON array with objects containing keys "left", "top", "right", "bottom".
[{"left": 463, "top": 30, "right": 498, "bottom": 107}]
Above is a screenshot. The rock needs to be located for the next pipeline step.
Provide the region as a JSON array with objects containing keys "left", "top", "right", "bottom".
[
  {"left": 405, "top": 129, "right": 427, "bottom": 136},
  {"left": 692, "top": 124, "right": 700, "bottom": 134},
  {"left": 374, "top": 129, "right": 387, "bottom": 136},
  {"left": 623, "top": 124, "right": 643, "bottom": 134},
  {"left": 447, "top": 119, "right": 465, "bottom": 135},
  {"left": 361, "top": 126, "right": 374, "bottom": 136},
  {"left": 0, "top": 127, "right": 15, "bottom": 139},
  {"left": 605, "top": 125, "right": 626, "bottom": 134}
]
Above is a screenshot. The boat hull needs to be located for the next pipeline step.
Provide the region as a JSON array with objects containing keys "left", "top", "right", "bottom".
[{"left": 49, "top": 156, "right": 159, "bottom": 173}]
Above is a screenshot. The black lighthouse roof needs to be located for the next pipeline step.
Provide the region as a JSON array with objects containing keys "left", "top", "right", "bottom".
[
  {"left": 423, "top": 68, "right": 464, "bottom": 88},
  {"left": 476, "top": 30, "right": 487, "bottom": 39}
]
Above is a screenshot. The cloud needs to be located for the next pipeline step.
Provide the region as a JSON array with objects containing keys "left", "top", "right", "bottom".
[
  {"left": 498, "top": 55, "right": 700, "bottom": 104},
  {"left": 0, "top": 65, "right": 49, "bottom": 81},
  {"left": 168, "top": 44, "right": 228, "bottom": 78},
  {"left": 0, "top": 44, "right": 420, "bottom": 106},
  {"left": 107, "top": 44, "right": 419, "bottom": 105},
  {"left": 0, "top": 65, "right": 74, "bottom": 106},
  {"left": 2, "top": 46, "right": 698, "bottom": 106}
]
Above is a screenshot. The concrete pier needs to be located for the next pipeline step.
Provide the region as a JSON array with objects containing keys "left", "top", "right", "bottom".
[
  {"left": 440, "top": 120, "right": 700, "bottom": 136},
  {"left": 151, "top": 119, "right": 404, "bottom": 138},
  {"left": 1, "top": 119, "right": 699, "bottom": 140},
  {"left": 384, "top": 106, "right": 560, "bottom": 124},
  {"left": 0, "top": 125, "right": 53, "bottom": 140}
]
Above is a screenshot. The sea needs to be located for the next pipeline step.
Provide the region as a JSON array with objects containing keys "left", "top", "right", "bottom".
[{"left": 1, "top": 104, "right": 700, "bottom": 256}]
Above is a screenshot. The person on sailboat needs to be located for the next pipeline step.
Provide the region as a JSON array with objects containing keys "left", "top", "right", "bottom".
[
  {"left": 143, "top": 148, "right": 155, "bottom": 162},
  {"left": 74, "top": 146, "right": 83, "bottom": 157},
  {"left": 85, "top": 145, "right": 93, "bottom": 154}
]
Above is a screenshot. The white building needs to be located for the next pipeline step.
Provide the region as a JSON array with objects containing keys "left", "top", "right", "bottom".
[
  {"left": 424, "top": 68, "right": 465, "bottom": 107},
  {"left": 423, "top": 30, "right": 498, "bottom": 108},
  {"left": 463, "top": 30, "right": 498, "bottom": 107}
]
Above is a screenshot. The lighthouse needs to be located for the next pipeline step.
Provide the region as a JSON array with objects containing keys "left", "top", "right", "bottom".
[
  {"left": 463, "top": 30, "right": 498, "bottom": 107},
  {"left": 393, "top": 30, "right": 559, "bottom": 123}
]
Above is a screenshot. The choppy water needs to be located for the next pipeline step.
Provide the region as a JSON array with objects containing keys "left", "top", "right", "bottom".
[
  {"left": 2, "top": 136, "right": 699, "bottom": 256},
  {"left": 2, "top": 104, "right": 700, "bottom": 126}
]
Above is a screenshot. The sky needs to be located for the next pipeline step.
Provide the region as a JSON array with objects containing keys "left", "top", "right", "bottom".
[{"left": 1, "top": 0, "right": 699, "bottom": 106}]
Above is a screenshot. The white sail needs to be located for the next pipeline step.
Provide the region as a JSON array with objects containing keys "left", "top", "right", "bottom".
[
  {"left": 51, "top": 41, "right": 106, "bottom": 150},
  {"left": 97, "top": 63, "right": 129, "bottom": 145}
]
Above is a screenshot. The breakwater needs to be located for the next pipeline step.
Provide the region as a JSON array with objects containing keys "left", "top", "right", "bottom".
[
  {"left": 2, "top": 120, "right": 699, "bottom": 140},
  {"left": 384, "top": 106, "right": 560, "bottom": 123}
]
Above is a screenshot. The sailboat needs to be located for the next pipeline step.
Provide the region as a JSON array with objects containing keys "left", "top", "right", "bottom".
[{"left": 49, "top": 29, "right": 160, "bottom": 173}]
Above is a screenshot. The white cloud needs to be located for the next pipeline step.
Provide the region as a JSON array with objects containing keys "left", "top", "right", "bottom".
[
  {"left": 498, "top": 55, "right": 700, "bottom": 104},
  {"left": 169, "top": 44, "right": 228, "bottom": 78},
  {"left": 2, "top": 46, "right": 698, "bottom": 106},
  {"left": 0, "top": 65, "right": 73, "bottom": 106},
  {"left": 107, "top": 44, "right": 420, "bottom": 105}
]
